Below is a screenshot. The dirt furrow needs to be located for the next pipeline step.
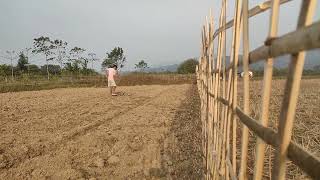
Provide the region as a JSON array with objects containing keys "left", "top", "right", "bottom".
[{"left": 0, "top": 85, "right": 197, "bottom": 179}]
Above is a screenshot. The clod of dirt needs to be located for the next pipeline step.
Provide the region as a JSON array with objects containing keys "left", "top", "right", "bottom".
[
  {"left": 149, "top": 168, "right": 167, "bottom": 178},
  {"left": 128, "top": 136, "right": 144, "bottom": 151},
  {"left": 107, "top": 155, "right": 120, "bottom": 165},
  {"left": 94, "top": 158, "right": 105, "bottom": 167}
]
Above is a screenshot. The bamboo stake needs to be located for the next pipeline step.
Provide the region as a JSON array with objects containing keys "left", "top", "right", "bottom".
[
  {"left": 206, "top": 13, "right": 214, "bottom": 179},
  {"left": 239, "top": 0, "right": 250, "bottom": 179},
  {"left": 219, "top": 0, "right": 228, "bottom": 177},
  {"left": 225, "top": 77, "right": 234, "bottom": 180},
  {"left": 231, "top": 0, "right": 242, "bottom": 174},
  {"left": 272, "top": 1, "right": 316, "bottom": 179},
  {"left": 213, "top": 6, "right": 224, "bottom": 179},
  {"left": 223, "top": 0, "right": 238, "bottom": 175},
  {"left": 253, "top": 0, "right": 280, "bottom": 179},
  {"left": 217, "top": 0, "right": 227, "bottom": 178},
  {"left": 209, "top": 12, "right": 216, "bottom": 179}
]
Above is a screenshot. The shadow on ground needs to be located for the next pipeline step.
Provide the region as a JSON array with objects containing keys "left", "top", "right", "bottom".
[{"left": 157, "top": 84, "right": 204, "bottom": 179}]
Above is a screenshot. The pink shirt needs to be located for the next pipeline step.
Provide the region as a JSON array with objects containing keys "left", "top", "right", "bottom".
[{"left": 107, "top": 68, "right": 117, "bottom": 80}]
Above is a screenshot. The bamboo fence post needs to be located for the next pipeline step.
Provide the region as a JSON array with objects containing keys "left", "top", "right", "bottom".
[
  {"left": 205, "top": 13, "right": 213, "bottom": 179},
  {"left": 209, "top": 13, "right": 216, "bottom": 179},
  {"left": 272, "top": 1, "right": 316, "bottom": 179},
  {"left": 204, "top": 19, "right": 210, "bottom": 179},
  {"left": 223, "top": 0, "right": 237, "bottom": 176},
  {"left": 253, "top": 0, "right": 280, "bottom": 179},
  {"left": 219, "top": 0, "right": 228, "bottom": 177},
  {"left": 231, "top": 0, "right": 242, "bottom": 175},
  {"left": 213, "top": 7, "right": 224, "bottom": 179},
  {"left": 217, "top": 0, "right": 227, "bottom": 178},
  {"left": 226, "top": 76, "right": 234, "bottom": 180},
  {"left": 239, "top": 0, "right": 250, "bottom": 179}
]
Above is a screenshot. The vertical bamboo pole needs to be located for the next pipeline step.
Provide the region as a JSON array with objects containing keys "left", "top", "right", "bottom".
[
  {"left": 209, "top": 20, "right": 215, "bottom": 180},
  {"left": 272, "top": 1, "right": 316, "bottom": 179},
  {"left": 200, "top": 31, "right": 207, "bottom": 176},
  {"left": 223, "top": 0, "right": 239, "bottom": 176},
  {"left": 204, "top": 18, "right": 211, "bottom": 179},
  {"left": 217, "top": 1, "right": 227, "bottom": 178},
  {"left": 225, "top": 75, "right": 234, "bottom": 180},
  {"left": 202, "top": 25, "right": 210, "bottom": 180},
  {"left": 219, "top": 0, "right": 228, "bottom": 177},
  {"left": 213, "top": 6, "right": 223, "bottom": 178},
  {"left": 209, "top": 12, "right": 216, "bottom": 179},
  {"left": 239, "top": 0, "right": 250, "bottom": 179},
  {"left": 253, "top": 0, "right": 280, "bottom": 179},
  {"left": 231, "top": 0, "right": 242, "bottom": 174}
]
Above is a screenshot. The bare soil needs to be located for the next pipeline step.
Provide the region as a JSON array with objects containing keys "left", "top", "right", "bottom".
[{"left": 0, "top": 84, "right": 203, "bottom": 180}]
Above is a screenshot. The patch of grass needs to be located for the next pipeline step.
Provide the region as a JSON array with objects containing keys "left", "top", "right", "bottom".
[{"left": 0, "top": 74, "right": 196, "bottom": 93}]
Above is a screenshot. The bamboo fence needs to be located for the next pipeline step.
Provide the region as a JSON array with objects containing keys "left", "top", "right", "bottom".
[{"left": 196, "top": 0, "right": 320, "bottom": 179}]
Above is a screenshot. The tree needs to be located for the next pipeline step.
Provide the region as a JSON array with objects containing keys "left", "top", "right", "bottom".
[
  {"left": 88, "top": 53, "right": 98, "bottom": 70},
  {"left": 69, "top": 47, "right": 86, "bottom": 74},
  {"left": 102, "top": 47, "right": 126, "bottom": 69},
  {"left": 0, "top": 64, "right": 11, "bottom": 78},
  {"left": 177, "top": 58, "right": 199, "bottom": 74},
  {"left": 53, "top": 39, "right": 68, "bottom": 68},
  {"left": 135, "top": 60, "right": 149, "bottom": 72},
  {"left": 28, "top": 64, "right": 41, "bottom": 75},
  {"left": 32, "top": 36, "right": 55, "bottom": 80},
  {"left": 4, "top": 50, "right": 18, "bottom": 80},
  {"left": 40, "top": 64, "right": 61, "bottom": 75},
  {"left": 17, "top": 52, "right": 28, "bottom": 73}
]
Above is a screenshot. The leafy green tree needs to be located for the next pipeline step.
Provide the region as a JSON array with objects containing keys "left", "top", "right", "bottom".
[
  {"left": 63, "top": 62, "right": 74, "bottom": 73},
  {"left": 135, "top": 60, "right": 149, "bottom": 72},
  {"left": 102, "top": 47, "right": 126, "bottom": 69},
  {"left": 88, "top": 53, "right": 98, "bottom": 70},
  {"left": 69, "top": 47, "right": 86, "bottom": 74},
  {"left": 32, "top": 36, "right": 55, "bottom": 80},
  {"left": 17, "top": 52, "right": 29, "bottom": 73},
  {"left": 63, "top": 62, "right": 80, "bottom": 74},
  {"left": 313, "top": 65, "right": 320, "bottom": 71},
  {"left": 0, "top": 64, "right": 11, "bottom": 77},
  {"left": 82, "top": 57, "right": 89, "bottom": 70},
  {"left": 177, "top": 58, "right": 199, "bottom": 74},
  {"left": 28, "top": 64, "right": 41, "bottom": 75},
  {"left": 40, "top": 64, "right": 61, "bottom": 75},
  {"left": 53, "top": 39, "right": 68, "bottom": 68}
]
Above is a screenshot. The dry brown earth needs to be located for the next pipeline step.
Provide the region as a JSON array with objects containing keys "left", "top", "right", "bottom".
[{"left": 0, "top": 84, "right": 203, "bottom": 180}]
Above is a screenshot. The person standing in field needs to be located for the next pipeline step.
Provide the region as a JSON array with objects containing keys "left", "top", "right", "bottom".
[{"left": 106, "top": 64, "right": 118, "bottom": 96}]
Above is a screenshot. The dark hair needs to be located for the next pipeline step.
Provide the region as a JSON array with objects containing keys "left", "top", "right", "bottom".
[{"left": 113, "top": 64, "right": 118, "bottom": 69}]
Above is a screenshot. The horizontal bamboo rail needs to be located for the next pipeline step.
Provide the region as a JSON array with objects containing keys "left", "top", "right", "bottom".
[
  {"left": 212, "top": 20, "right": 320, "bottom": 74},
  {"left": 212, "top": 0, "right": 292, "bottom": 39},
  {"left": 200, "top": 79, "right": 320, "bottom": 179},
  {"left": 197, "top": 0, "right": 320, "bottom": 179}
]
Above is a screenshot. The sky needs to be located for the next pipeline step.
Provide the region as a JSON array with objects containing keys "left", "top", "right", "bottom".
[{"left": 0, "top": 0, "right": 319, "bottom": 71}]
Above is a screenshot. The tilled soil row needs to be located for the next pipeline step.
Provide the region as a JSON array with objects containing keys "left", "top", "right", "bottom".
[{"left": 0, "top": 84, "right": 200, "bottom": 179}]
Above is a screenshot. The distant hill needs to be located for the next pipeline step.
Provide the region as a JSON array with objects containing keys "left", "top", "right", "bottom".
[
  {"left": 222, "top": 50, "right": 320, "bottom": 71},
  {"left": 249, "top": 50, "right": 320, "bottom": 70},
  {"left": 145, "top": 64, "right": 179, "bottom": 73},
  {"left": 129, "top": 50, "right": 319, "bottom": 73}
]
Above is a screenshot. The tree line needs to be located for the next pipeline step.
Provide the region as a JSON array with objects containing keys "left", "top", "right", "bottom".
[
  {"left": 1, "top": 35, "right": 200, "bottom": 81},
  {"left": 0, "top": 36, "right": 101, "bottom": 80}
]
